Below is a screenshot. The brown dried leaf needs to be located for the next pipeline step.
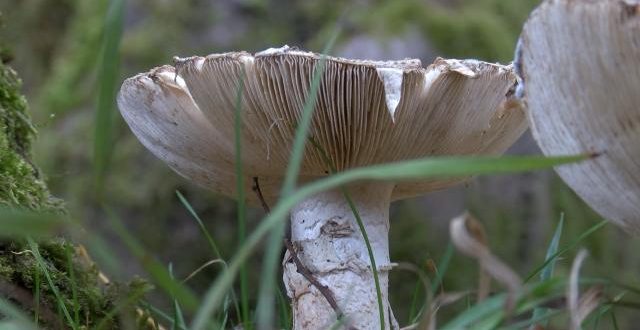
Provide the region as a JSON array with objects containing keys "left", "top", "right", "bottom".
[
  {"left": 450, "top": 213, "right": 522, "bottom": 312},
  {"left": 568, "top": 250, "right": 602, "bottom": 330}
]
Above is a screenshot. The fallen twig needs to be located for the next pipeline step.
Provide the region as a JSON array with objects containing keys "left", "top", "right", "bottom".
[
  {"left": 252, "top": 177, "right": 271, "bottom": 213},
  {"left": 283, "top": 239, "right": 343, "bottom": 318}
]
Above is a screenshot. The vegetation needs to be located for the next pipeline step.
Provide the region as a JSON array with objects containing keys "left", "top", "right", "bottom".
[{"left": 1, "top": 0, "right": 639, "bottom": 329}]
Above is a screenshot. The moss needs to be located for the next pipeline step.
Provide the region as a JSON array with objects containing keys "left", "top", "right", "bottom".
[{"left": 0, "top": 61, "right": 59, "bottom": 210}]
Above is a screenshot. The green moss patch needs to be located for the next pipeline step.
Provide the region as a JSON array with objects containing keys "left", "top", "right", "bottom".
[{"left": 0, "top": 61, "right": 60, "bottom": 210}]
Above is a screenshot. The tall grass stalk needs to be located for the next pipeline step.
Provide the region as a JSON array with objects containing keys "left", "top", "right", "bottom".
[
  {"left": 254, "top": 29, "right": 340, "bottom": 329},
  {"left": 525, "top": 219, "right": 607, "bottom": 282},
  {"left": 26, "top": 239, "right": 76, "bottom": 330},
  {"left": 93, "top": 0, "right": 124, "bottom": 191},
  {"left": 176, "top": 190, "right": 242, "bottom": 323},
  {"left": 232, "top": 66, "right": 251, "bottom": 328},
  {"left": 65, "top": 246, "right": 80, "bottom": 325},
  {"left": 530, "top": 215, "right": 564, "bottom": 328}
]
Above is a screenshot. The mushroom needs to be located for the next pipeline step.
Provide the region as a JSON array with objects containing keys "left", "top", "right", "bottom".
[
  {"left": 117, "top": 46, "right": 527, "bottom": 329},
  {"left": 517, "top": 0, "right": 640, "bottom": 233}
]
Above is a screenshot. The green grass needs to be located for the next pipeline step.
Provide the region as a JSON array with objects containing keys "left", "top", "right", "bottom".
[
  {"left": 0, "top": 208, "right": 67, "bottom": 238},
  {"left": 27, "top": 239, "right": 76, "bottom": 330},
  {"left": 310, "top": 135, "right": 387, "bottom": 328},
  {"left": 93, "top": 0, "right": 124, "bottom": 192},
  {"left": 231, "top": 65, "right": 251, "bottom": 330},
  {"left": 1, "top": 155, "right": 603, "bottom": 329},
  {"left": 169, "top": 263, "right": 188, "bottom": 330},
  {"left": 525, "top": 220, "right": 608, "bottom": 283},
  {"left": 191, "top": 154, "right": 592, "bottom": 329},
  {"left": 65, "top": 245, "right": 80, "bottom": 326},
  {"left": 176, "top": 190, "right": 242, "bottom": 324},
  {"left": 530, "top": 214, "right": 564, "bottom": 327}
]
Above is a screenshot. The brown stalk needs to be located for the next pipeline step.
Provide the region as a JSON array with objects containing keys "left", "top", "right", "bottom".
[{"left": 252, "top": 177, "right": 271, "bottom": 213}]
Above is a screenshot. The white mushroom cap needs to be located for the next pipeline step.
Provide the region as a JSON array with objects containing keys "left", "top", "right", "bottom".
[
  {"left": 519, "top": 0, "right": 640, "bottom": 232},
  {"left": 118, "top": 46, "right": 527, "bottom": 204}
]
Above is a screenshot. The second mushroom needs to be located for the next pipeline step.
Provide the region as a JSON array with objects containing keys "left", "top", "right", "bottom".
[{"left": 117, "top": 46, "right": 527, "bottom": 329}]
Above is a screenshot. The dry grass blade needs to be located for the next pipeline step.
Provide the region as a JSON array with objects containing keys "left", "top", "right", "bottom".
[
  {"left": 182, "top": 259, "right": 227, "bottom": 283},
  {"left": 568, "top": 249, "right": 602, "bottom": 330},
  {"left": 470, "top": 221, "right": 490, "bottom": 303},
  {"left": 450, "top": 213, "right": 522, "bottom": 312},
  {"left": 568, "top": 249, "right": 587, "bottom": 329},
  {"left": 400, "top": 291, "right": 468, "bottom": 330},
  {"left": 393, "top": 262, "right": 434, "bottom": 329},
  {"left": 423, "top": 292, "right": 469, "bottom": 330},
  {"left": 577, "top": 287, "right": 603, "bottom": 324}
]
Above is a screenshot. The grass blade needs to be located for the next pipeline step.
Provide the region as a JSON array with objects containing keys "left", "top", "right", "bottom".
[
  {"left": 343, "top": 192, "right": 386, "bottom": 328},
  {"left": 255, "top": 28, "right": 340, "bottom": 329},
  {"left": 310, "top": 134, "right": 386, "bottom": 328},
  {"left": 540, "top": 215, "right": 565, "bottom": 281},
  {"left": 440, "top": 293, "right": 505, "bottom": 330},
  {"left": 530, "top": 214, "right": 564, "bottom": 327},
  {"left": 525, "top": 219, "right": 607, "bottom": 282},
  {"left": 94, "top": 282, "right": 152, "bottom": 330},
  {"left": 65, "top": 246, "right": 80, "bottom": 325},
  {"left": 176, "top": 190, "right": 243, "bottom": 324},
  {"left": 277, "top": 287, "right": 292, "bottom": 330},
  {"left": 175, "top": 191, "right": 223, "bottom": 260},
  {"left": 168, "top": 264, "right": 187, "bottom": 330},
  {"left": 431, "top": 242, "right": 454, "bottom": 293},
  {"left": 27, "top": 239, "right": 76, "bottom": 330},
  {"left": 278, "top": 34, "right": 338, "bottom": 197},
  {"left": 231, "top": 66, "right": 251, "bottom": 329},
  {"left": 502, "top": 309, "right": 563, "bottom": 330},
  {"left": 610, "top": 308, "right": 620, "bottom": 330},
  {"left": 408, "top": 282, "right": 422, "bottom": 324},
  {"left": 191, "top": 153, "right": 590, "bottom": 329},
  {"left": 93, "top": 0, "right": 124, "bottom": 191},
  {"left": 34, "top": 260, "right": 40, "bottom": 326},
  {"left": 409, "top": 242, "right": 454, "bottom": 323},
  {"left": 441, "top": 278, "right": 566, "bottom": 330},
  {"left": 0, "top": 208, "right": 68, "bottom": 238},
  {"left": 0, "top": 297, "right": 38, "bottom": 330},
  {"left": 104, "top": 208, "right": 199, "bottom": 311},
  {"left": 139, "top": 301, "right": 181, "bottom": 329}
]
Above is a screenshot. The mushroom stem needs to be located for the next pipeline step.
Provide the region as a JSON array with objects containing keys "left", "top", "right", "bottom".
[{"left": 283, "top": 182, "right": 397, "bottom": 330}]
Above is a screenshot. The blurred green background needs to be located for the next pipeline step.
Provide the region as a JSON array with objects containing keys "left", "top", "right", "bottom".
[{"left": 1, "top": 0, "right": 639, "bottom": 327}]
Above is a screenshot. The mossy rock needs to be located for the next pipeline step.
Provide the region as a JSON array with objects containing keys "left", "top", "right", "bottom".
[{"left": 0, "top": 58, "right": 154, "bottom": 329}]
